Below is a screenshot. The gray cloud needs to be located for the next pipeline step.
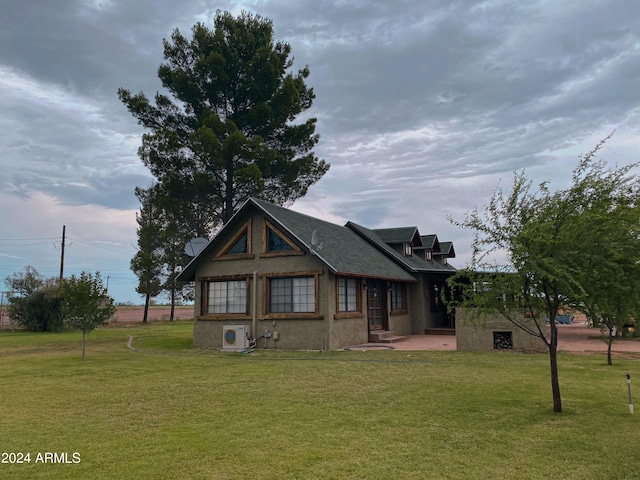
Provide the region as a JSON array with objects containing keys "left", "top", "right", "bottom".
[{"left": 1, "top": 0, "right": 639, "bottom": 302}]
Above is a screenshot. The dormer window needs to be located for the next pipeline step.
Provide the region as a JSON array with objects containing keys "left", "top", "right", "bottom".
[
  {"left": 425, "top": 250, "right": 432, "bottom": 261},
  {"left": 404, "top": 242, "right": 413, "bottom": 256}
]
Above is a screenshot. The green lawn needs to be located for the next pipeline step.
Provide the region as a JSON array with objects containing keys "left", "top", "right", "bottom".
[{"left": 0, "top": 321, "right": 639, "bottom": 479}]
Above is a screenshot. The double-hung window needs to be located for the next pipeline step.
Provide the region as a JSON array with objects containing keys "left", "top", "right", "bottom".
[
  {"left": 390, "top": 282, "right": 407, "bottom": 311},
  {"left": 207, "top": 280, "right": 247, "bottom": 314},
  {"left": 269, "top": 276, "right": 315, "bottom": 313},
  {"left": 338, "top": 277, "right": 359, "bottom": 312}
]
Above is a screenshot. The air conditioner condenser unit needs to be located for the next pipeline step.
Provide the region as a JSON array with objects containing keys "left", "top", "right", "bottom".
[{"left": 222, "top": 325, "right": 250, "bottom": 350}]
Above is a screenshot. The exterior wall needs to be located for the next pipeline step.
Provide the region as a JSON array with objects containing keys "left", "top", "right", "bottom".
[
  {"left": 189, "top": 207, "right": 452, "bottom": 350},
  {"left": 408, "top": 278, "right": 429, "bottom": 333},
  {"left": 330, "top": 314, "right": 368, "bottom": 350},
  {"left": 193, "top": 212, "right": 332, "bottom": 351},
  {"left": 387, "top": 285, "right": 413, "bottom": 336},
  {"left": 409, "top": 275, "right": 455, "bottom": 333},
  {"left": 388, "top": 310, "right": 412, "bottom": 335},
  {"left": 456, "top": 308, "right": 547, "bottom": 353}
]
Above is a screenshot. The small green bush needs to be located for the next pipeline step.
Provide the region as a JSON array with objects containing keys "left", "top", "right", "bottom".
[{"left": 5, "top": 267, "right": 65, "bottom": 332}]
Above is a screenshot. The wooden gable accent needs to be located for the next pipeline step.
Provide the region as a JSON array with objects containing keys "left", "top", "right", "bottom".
[
  {"left": 260, "top": 220, "right": 304, "bottom": 257},
  {"left": 216, "top": 221, "right": 255, "bottom": 260}
]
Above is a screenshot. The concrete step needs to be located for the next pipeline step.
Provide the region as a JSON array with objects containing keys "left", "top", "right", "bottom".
[{"left": 368, "top": 331, "right": 406, "bottom": 343}]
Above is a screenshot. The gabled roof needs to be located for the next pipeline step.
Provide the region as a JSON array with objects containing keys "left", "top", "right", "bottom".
[
  {"left": 434, "top": 241, "right": 456, "bottom": 258},
  {"left": 372, "top": 227, "right": 422, "bottom": 246},
  {"left": 417, "top": 234, "right": 440, "bottom": 251},
  {"left": 177, "top": 198, "right": 417, "bottom": 283},
  {"left": 347, "top": 222, "right": 455, "bottom": 274}
]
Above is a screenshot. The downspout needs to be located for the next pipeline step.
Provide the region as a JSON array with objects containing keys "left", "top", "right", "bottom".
[{"left": 252, "top": 271, "right": 258, "bottom": 341}]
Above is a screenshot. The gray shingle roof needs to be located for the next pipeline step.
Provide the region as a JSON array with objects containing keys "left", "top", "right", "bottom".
[
  {"left": 177, "top": 198, "right": 417, "bottom": 282},
  {"left": 347, "top": 222, "right": 455, "bottom": 274},
  {"left": 418, "top": 234, "right": 439, "bottom": 250},
  {"left": 253, "top": 199, "right": 416, "bottom": 281},
  {"left": 372, "top": 227, "right": 421, "bottom": 246},
  {"left": 177, "top": 197, "right": 455, "bottom": 282},
  {"left": 435, "top": 241, "right": 456, "bottom": 258}
]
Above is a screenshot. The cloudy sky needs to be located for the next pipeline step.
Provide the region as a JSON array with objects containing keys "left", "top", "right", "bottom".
[{"left": 1, "top": 0, "right": 639, "bottom": 304}]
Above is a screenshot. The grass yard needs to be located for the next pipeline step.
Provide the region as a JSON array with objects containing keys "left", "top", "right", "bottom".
[{"left": 0, "top": 321, "right": 639, "bottom": 479}]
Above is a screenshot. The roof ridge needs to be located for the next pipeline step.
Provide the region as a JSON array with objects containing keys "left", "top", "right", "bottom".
[{"left": 250, "top": 197, "right": 343, "bottom": 230}]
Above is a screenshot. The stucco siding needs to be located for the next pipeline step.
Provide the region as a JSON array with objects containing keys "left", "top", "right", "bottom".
[
  {"left": 192, "top": 213, "right": 331, "bottom": 349},
  {"left": 456, "top": 308, "right": 547, "bottom": 353}
]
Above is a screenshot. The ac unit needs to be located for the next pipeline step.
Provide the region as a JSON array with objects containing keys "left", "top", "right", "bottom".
[{"left": 222, "top": 325, "right": 250, "bottom": 350}]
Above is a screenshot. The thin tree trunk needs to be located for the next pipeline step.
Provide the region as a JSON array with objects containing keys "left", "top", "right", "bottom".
[
  {"left": 143, "top": 293, "right": 150, "bottom": 324},
  {"left": 170, "top": 288, "right": 175, "bottom": 321},
  {"left": 607, "top": 327, "right": 614, "bottom": 366},
  {"left": 224, "top": 162, "right": 234, "bottom": 223},
  {"left": 548, "top": 321, "right": 562, "bottom": 413}
]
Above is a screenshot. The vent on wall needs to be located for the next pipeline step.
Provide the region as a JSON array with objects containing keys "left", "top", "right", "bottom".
[
  {"left": 222, "top": 325, "right": 250, "bottom": 350},
  {"left": 493, "top": 331, "right": 513, "bottom": 350}
]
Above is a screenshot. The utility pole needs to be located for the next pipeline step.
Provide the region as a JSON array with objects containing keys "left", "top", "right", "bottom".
[
  {"left": 59, "top": 225, "right": 66, "bottom": 280},
  {"left": 0, "top": 291, "right": 5, "bottom": 327}
]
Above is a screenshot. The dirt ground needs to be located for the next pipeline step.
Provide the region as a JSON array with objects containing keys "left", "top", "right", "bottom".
[
  {"left": 0, "top": 305, "right": 194, "bottom": 329},
  {"left": 110, "top": 305, "right": 195, "bottom": 324}
]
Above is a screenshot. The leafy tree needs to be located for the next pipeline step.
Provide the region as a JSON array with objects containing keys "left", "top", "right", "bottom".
[
  {"left": 447, "top": 137, "right": 640, "bottom": 412},
  {"left": 131, "top": 186, "right": 164, "bottom": 323},
  {"left": 5, "top": 265, "right": 43, "bottom": 297},
  {"left": 60, "top": 272, "right": 116, "bottom": 360},
  {"left": 565, "top": 150, "right": 640, "bottom": 365},
  {"left": 118, "top": 10, "right": 329, "bottom": 228},
  {"left": 4, "top": 266, "right": 64, "bottom": 332}
]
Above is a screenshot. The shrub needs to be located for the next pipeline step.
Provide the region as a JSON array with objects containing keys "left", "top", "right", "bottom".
[{"left": 5, "top": 267, "right": 65, "bottom": 332}]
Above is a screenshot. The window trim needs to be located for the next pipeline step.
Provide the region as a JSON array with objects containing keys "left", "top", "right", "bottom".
[
  {"left": 199, "top": 275, "right": 252, "bottom": 319},
  {"left": 260, "top": 271, "right": 322, "bottom": 320},
  {"left": 336, "top": 276, "right": 361, "bottom": 314},
  {"left": 261, "top": 220, "right": 303, "bottom": 257},
  {"left": 390, "top": 282, "right": 408, "bottom": 314},
  {"left": 216, "top": 221, "right": 254, "bottom": 260},
  {"left": 404, "top": 242, "right": 413, "bottom": 256}
]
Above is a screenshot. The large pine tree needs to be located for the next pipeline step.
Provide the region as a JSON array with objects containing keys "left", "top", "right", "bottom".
[{"left": 119, "top": 10, "right": 329, "bottom": 229}]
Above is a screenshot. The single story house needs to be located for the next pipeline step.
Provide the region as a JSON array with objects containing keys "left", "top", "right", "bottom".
[{"left": 176, "top": 197, "right": 456, "bottom": 350}]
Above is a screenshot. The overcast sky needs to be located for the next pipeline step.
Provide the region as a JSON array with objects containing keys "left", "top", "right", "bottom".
[{"left": 1, "top": 0, "right": 639, "bottom": 304}]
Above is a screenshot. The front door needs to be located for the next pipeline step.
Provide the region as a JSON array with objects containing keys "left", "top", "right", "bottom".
[
  {"left": 430, "top": 279, "right": 454, "bottom": 328},
  {"left": 367, "top": 280, "right": 388, "bottom": 331}
]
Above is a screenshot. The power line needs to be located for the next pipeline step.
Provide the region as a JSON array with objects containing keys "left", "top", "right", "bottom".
[
  {"left": 0, "top": 237, "right": 59, "bottom": 241},
  {"left": 66, "top": 237, "right": 134, "bottom": 256},
  {"left": 0, "top": 242, "right": 58, "bottom": 247}
]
